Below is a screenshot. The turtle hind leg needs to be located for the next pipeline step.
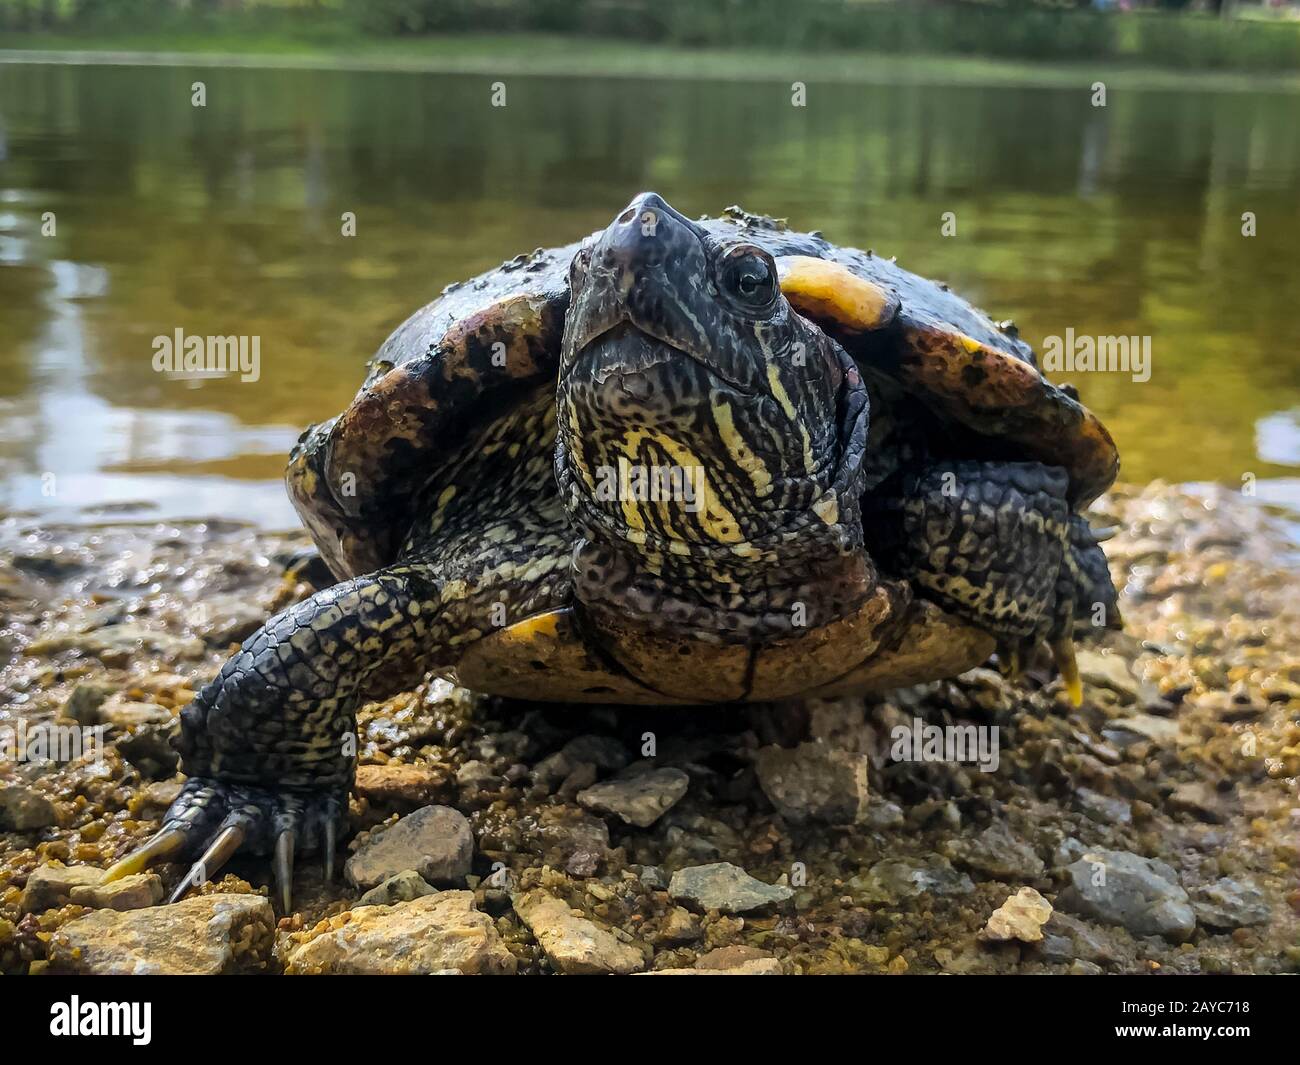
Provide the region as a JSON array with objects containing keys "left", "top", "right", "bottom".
[
  {"left": 102, "top": 563, "right": 446, "bottom": 911},
  {"left": 863, "top": 460, "right": 1120, "bottom": 703}
]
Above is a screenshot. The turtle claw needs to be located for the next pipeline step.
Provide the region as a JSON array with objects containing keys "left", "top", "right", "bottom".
[
  {"left": 105, "top": 777, "right": 347, "bottom": 913},
  {"left": 274, "top": 831, "right": 295, "bottom": 913},
  {"left": 323, "top": 820, "right": 337, "bottom": 883},
  {"left": 168, "top": 823, "right": 247, "bottom": 904},
  {"left": 101, "top": 827, "right": 187, "bottom": 883}
]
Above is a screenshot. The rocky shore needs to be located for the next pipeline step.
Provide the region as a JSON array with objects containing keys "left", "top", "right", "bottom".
[{"left": 1, "top": 481, "right": 1296, "bottom": 975}]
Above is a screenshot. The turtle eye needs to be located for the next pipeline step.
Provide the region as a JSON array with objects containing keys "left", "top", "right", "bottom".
[{"left": 718, "top": 247, "right": 778, "bottom": 313}]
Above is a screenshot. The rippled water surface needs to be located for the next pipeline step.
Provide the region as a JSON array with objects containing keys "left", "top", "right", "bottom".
[{"left": 1, "top": 62, "right": 1298, "bottom": 527}]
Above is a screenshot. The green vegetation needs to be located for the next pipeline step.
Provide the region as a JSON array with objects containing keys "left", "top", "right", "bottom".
[{"left": 2, "top": 0, "right": 1300, "bottom": 74}]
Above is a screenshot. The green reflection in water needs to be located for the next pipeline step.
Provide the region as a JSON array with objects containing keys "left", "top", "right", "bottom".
[{"left": 0, "top": 63, "right": 1297, "bottom": 526}]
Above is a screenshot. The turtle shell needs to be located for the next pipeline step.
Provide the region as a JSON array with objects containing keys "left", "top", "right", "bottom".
[{"left": 288, "top": 206, "right": 1118, "bottom": 580}]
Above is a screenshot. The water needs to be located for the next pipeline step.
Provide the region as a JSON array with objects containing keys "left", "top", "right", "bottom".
[{"left": 1, "top": 61, "right": 1298, "bottom": 529}]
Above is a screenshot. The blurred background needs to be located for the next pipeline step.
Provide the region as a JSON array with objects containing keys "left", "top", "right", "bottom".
[{"left": 0, "top": 0, "right": 1298, "bottom": 528}]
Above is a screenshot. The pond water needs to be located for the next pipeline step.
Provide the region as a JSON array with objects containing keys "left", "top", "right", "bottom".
[{"left": 1, "top": 61, "right": 1298, "bottom": 528}]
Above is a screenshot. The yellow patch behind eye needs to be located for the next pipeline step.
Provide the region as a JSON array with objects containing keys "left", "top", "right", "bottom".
[{"left": 777, "top": 256, "right": 900, "bottom": 334}]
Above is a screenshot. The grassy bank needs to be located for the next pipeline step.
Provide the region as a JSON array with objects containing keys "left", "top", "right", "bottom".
[
  {"left": 5, "top": 33, "right": 1300, "bottom": 95},
  {"left": 2, "top": 1, "right": 1300, "bottom": 74}
]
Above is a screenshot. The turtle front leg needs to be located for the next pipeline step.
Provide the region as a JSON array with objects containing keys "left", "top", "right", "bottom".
[
  {"left": 864, "top": 460, "right": 1121, "bottom": 702},
  {"left": 102, "top": 563, "right": 445, "bottom": 909}
]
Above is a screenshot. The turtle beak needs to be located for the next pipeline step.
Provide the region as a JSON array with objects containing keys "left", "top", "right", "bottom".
[{"left": 562, "top": 192, "right": 765, "bottom": 394}]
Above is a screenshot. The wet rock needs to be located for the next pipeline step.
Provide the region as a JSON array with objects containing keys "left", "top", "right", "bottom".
[
  {"left": 62, "top": 682, "right": 113, "bottom": 724},
  {"left": 1191, "top": 877, "right": 1270, "bottom": 931},
  {"left": 344, "top": 805, "right": 473, "bottom": 890},
  {"left": 1103, "top": 714, "right": 1180, "bottom": 747},
  {"left": 282, "top": 892, "right": 515, "bottom": 975},
  {"left": 356, "top": 869, "right": 437, "bottom": 907},
  {"left": 354, "top": 764, "right": 450, "bottom": 808},
  {"left": 856, "top": 855, "right": 974, "bottom": 904},
  {"left": 1070, "top": 959, "right": 1104, "bottom": 975},
  {"left": 577, "top": 768, "right": 690, "bottom": 828},
  {"left": 21, "top": 862, "right": 104, "bottom": 913},
  {"left": 0, "top": 784, "right": 59, "bottom": 830},
  {"left": 69, "top": 873, "right": 163, "bottom": 912},
  {"left": 98, "top": 696, "right": 174, "bottom": 729},
  {"left": 753, "top": 742, "right": 870, "bottom": 825},
  {"left": 1072, "top": 787, "right": 1133, "bottom": 826},
  {"left": 980, "top": 886, "right": 1053, "bottom": 944},
  {"left": 115, "top": 727, "right": 180, "bottom": 779},
  {"left": 139, "top": 776, "right": 184, "bottom": 810},
  {"left": 669, "top": 862, "right": 794, "bottom": 915},
  {"left": 943, "top": 821, "right": 1045, "bottom": 881},
  {"left": 1059, "top": 849, "right": 1195, "bottom": 942},
  {"left": 1076, "top": 649, "right": 1140, "bottom": 702},
  {"left": 28, "top": 623, "right": 204, "bottom": 662},
  {"left": 513, "top": 889, "right": 644, "bottom": 974},
  {"left": 47, "top": 895, "right": 275, "bottom": 974}
]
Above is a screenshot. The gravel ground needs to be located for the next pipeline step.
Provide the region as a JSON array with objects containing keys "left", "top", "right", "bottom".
[{"left": 1, "top": 481, "right": 1296, "bottom": 975}]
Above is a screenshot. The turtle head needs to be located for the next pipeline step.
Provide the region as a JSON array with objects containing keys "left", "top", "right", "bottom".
[{"left": 557, "top": 191, "right": 868, "bottom": 565}]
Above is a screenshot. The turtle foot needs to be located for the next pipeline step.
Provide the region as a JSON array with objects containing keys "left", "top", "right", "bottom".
[{"left": 101, "top": 777, "right": 347, "bottom": 912}]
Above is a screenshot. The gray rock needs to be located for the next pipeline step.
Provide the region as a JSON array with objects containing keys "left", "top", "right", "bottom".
[
  {"left": 47, "top": 895, "right": 275, "bottom": 974},
  {"left": 1059, "top": 849, "right": 1196, "bottom": 942},
  {"left": 1072, "top": 787, "right": 1133, "bottom": 826},
  {"left": 943, "top": 821, "right": 1045, "bottom": 881},
  {"left": 533, "top": 735, "right": 630, "bottom": 790},
  {"left": 669, "top": 862, "right": 794, "bottom": 915},
  {"left": 357, "top": 869, "right": 438, "bottom": 907},
  {"left": 281, "top": 892, "right": 516, "bottom": 975},
  {"left": 1051, "top": 836, "right": 1087, "bottom": 869},
  {"left": 864, "top": 800, "right": 905, "bottom": 830},
  {"left": 0, "top": 784, "right": 59, "bottom": 830},
  {"left": 1167, "top": 782, "right": 1229, "bottom": 823},
  {"left": 513, "top": 889, "right": 645, "bottom": 974},
  {"left": 753, "top": 742, "right": 870, "bottom": 825},
  {"left": 856, "top": 855, "right": 975, "bottom": 904},
  {"left": 1103, "top": 714, "right": 1180, "bottom": 747},
  {"left": 344, "top": 805, "right": 473, "bottom": 890},
  {"left": 1043, "top": 912, "right": 1122, "bottom": 965},
  {"left": 577, "top": 768, "right": 690, "bottom": 828},
  {"left": 1191, "top": 877, "right": 1270, "bottom": 931}
]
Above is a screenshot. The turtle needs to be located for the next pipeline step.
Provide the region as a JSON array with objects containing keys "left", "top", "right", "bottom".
[{"left": 104, "top": 192, "right": 1121, "bottom": 908}]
